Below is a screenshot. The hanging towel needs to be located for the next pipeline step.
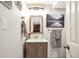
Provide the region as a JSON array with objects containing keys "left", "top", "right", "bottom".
[
  {"left": 51, "top": 29, "right": 62, "bottom": 48},
  {"left": 21, "top": 20, "right": 27, "bottom": 36}
]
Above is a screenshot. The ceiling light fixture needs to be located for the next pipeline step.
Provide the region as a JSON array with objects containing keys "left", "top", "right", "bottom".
[{"left": 29, "top": 7, "right": 44, "bottom": 10}]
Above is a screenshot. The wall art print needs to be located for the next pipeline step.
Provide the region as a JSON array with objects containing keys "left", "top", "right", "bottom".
[
  {"left": 0, "top": 1, "right": 12, "bottom": 9},
  {"left": 15, "top": 1, "right": 22, "bottom": 11},
  {"left": 46, "top": 14, "right": 64, "bottom": 28}
]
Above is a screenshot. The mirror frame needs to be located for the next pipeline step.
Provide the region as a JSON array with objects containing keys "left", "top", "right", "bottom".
[{"left": 29, "top": 15, "right": 43, "bottom": 34}]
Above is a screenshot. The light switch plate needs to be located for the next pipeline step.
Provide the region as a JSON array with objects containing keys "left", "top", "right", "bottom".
[{"left": 1, "top": 16, "right": 8, "bottom": 30}]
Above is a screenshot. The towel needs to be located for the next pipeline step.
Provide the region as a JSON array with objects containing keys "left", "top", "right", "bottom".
[
  {"left": 51, "top": 29, "right": 62, "bottom": 48},
  {"left": 21, "top": 21, "right": 27, "bottom": 36}
]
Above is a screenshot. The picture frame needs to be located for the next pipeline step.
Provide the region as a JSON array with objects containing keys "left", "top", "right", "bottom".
[
  {"left": 15, "top": 1, "right": 22, "bottom": 11},
  {"left": 0, "top": 1, "right": 12, "bottom": 9},
  {"left": 29, "top": 15, "right": 43, "bottom": 34},
  {"left": 46, "top": 14, "right": 64, "bottom": 28}
]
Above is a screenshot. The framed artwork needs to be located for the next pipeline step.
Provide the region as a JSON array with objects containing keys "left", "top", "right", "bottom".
[
  {"left": 46, "top": 14, "right": 64, "bottom": 28},
  {"left": 15, "top": 1, "right": 22, "bottom": 11},
  {"left": 29, "top": 15, "right": 43, "bottom": 34},
  {"left": 0, "top": 1, "right": 12, "bottom": 9}
]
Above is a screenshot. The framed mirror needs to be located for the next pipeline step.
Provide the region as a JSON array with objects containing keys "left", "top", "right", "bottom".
[{"left": 29, "top": 15, "right": 43, "bottom": 34}]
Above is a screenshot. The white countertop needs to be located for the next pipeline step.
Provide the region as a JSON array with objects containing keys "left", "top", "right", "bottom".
[{"left": 26, "top": 38, "right": 48, "bottom": 43}]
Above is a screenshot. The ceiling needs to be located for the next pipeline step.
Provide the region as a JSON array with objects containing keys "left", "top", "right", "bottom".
[
  {"left": 24, "top": 0, "right": 66, "bottom": 9},
  {"left": 20, "top": 1, "right": 66, "bottom": 16}
]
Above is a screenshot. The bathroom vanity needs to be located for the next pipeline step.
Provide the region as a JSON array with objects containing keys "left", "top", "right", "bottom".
[{"left": 24, "top": 39, "right": 48, "bottom": 58}]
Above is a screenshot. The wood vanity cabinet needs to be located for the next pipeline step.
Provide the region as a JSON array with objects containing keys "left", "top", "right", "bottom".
[{"left": 25, "top": 42, "right": 47, "bottom": 58}]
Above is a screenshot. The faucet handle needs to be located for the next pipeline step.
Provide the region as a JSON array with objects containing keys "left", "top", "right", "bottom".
[
  {"left": 28, "top": 33, "right": 31, "bottom": 35},
  {"left": 27, "top": 32, "right": 31, "bottom": 36}
]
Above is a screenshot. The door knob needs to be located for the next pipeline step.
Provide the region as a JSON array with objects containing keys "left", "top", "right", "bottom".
[{"left": 63, "top": 44, "right": 70, "bottom": 50}]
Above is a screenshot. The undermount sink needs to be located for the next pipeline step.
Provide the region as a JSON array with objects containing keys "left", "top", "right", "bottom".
[
  {"left": 25, "top": 33, "right": 48, "bottom": 43},
  {"left": 26, "top": 38, "right": 48, "bottom": 43}
]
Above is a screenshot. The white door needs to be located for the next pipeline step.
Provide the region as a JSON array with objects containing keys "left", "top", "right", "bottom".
[{"left": 65, "top": 1, "right": 79, "bottom": 58}]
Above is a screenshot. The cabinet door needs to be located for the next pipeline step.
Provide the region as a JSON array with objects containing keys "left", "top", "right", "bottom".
[
  {"left": 26, "top": 43, "right": 37, "bottom": 58},
  {"left": 36, "top": 43, "right": 47, "bottom": 58},
  {"left": 35, "top": 43, "right": 44, "bottom": 58}
]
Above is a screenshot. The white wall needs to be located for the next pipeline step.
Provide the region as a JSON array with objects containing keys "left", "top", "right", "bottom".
[
  {"left": 0, "top": 2, "right": 22, "bottom": 58},
  {"left": 46, "top": 9, "right": 66, "bottom": 58},
  {"left": 24, "top": 7, "right": 66, "bottom": 57},
  {"left": 0, "top": 1, "right": 66, "bottom": 58}
]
